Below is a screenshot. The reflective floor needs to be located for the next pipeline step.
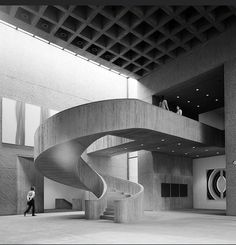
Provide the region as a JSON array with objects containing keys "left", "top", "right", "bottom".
[{"left": 1, "top": 210, "right": 236, "bottom": 244}]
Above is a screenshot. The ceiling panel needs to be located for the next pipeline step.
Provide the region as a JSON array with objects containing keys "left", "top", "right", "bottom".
[{"left": 0, "top": 5, "right": 236, "bottom": 79}]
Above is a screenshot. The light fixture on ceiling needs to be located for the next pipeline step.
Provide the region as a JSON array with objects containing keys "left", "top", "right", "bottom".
[
  {"left": 157, "top": 147, "right": 160, "bottom": 150},
  {"left": 196, "top": 88, "right": 199, "bottom": 91},
  {"left": 171, "top": 150, "right": 175, "bottom": 152},
  {"left": 21, "top": 13, "right": 29, "bottom": 20},
  {"left": 124, "top": 148, "right": 127, "bottom": 150},
  {"left": 205, "top": 149, "right": 209, "bottom": 152},
  {"left": 105, "top": 54, "right": 111, "bottom": 60},
  {"left": 141, "top": 144, "right": 144, "bottom": 146},
  {"left": 177, "top": 96, "right": 180, "bottom": 98},
  {"left": 216, "top": 152, "right": 220, "bottom": 155},
  {"left": 187, "top": 100, "right": 190, "bottom": 103},
  {"left": 161, "top": 139, "right": 165, "bottom": 142},
  {"left": 197, "top": 105, "right": 200, "bottom": 108},
  {"left": 59, "top": 32, "right": 67, "bottom": 38},
  {"left": 215, "top": 98, "right": 219, "bottom": 102},
  {"left": 41, "top": 23, "right": 49, "bottom": 29},
  {"left": 77, "top": 40, "right": 83, "bottom": 47},
  {"left": 177, "top": 142, "right": 181, "bottom": 146},
  {"left": 91, "top": 47, "right": 98, "bottom": 53},
  {"left": 206, "top": 94, "right": 209, "bottom": 97},
  {"left": 192, "top": 146, "right": 196, "bottom": 149},
  {"left": 184, "top": 153, "right": 188, "bottom": 155},
  {"left": 196, "top": 155, "right": 199, "bottom": 157}
]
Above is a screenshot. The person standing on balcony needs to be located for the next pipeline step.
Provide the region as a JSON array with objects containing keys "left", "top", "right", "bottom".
[
  {"left": 176, "top": 105, "right": 182, "bottom": 115},
  {"left": 159, "top": 96, "right": 169, "bottom": 110}
]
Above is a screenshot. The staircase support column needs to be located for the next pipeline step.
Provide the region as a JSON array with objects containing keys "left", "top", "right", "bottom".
[{"left": 224, "top": 58, "right": 236, "bottom": 215}]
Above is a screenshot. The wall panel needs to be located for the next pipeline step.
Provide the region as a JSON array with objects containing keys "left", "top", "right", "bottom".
[
  {"left": 138, "top": 151, "right": 193, "bottom": 211},
  {"left": 17, "top": 157, "right": 44, "bottom": 214}
]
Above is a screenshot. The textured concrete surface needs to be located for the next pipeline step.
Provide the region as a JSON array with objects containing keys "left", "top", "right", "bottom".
[
  {"left": 224, "top": 58, "right": 236, "bottom": 215},
  {"left": 1, "top": 210, "right": 236, "bottom": 244}
]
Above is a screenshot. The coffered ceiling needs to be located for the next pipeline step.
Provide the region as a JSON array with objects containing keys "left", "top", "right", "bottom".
[{"left": 0, "top": 5, "right": 236, "bottom": 79}]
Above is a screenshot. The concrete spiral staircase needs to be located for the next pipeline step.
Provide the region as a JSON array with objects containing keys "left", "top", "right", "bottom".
[
  {"left": 34, "top": 99, "right": 146, "bottom": 223},
  {"left": 34, "top": 99, "right": 224, "bottom": 223}
]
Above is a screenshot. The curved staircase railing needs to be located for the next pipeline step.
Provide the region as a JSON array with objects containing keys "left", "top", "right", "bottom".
[
  {"left": 102, "top": 175, "right": 143, "bottom": 223},
  {"left": 34, "top": 99, "right": 224, "bottom": 223}
]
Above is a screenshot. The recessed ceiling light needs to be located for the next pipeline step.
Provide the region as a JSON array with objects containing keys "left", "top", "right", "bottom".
[
  {"left": 215, "top": 99, "right": 219, "bottom": 102},
  {"left": 171, "top": 150, "right": 175, "bottom": 152},
  {"left": 187, "top": 100, "right": 190, "bottom": 103},
  {"left": 216, "top": 152, "right": 220, "bottom": 155},
  {"left": 177, "top": 143, "right": 181, "bottom": 146},
  {"left": 41, "top": 23, "right": 49, "bottom": 29},
  {"left": 184, "top": 153, "right": 188, "bottom": 155},
  {"left": 59, "top": 32, "right": 67, "bottom": 38},
  {"left": 206, "top": 94, "right": 209, "bottom": 97},
  {"left": 192, "top": 146, "right": 196, "bottom": 149},
  {"left": 177, "top": 96, "right": 180, "bottom": 98},
  {"left": 157, "top": 147, "right": 160, "bottom": 150},
  {"left": 141, "top": 144, "right": 144, "bottom": 146},
  {"left": 21, "top": 13, "right": 29, "bottom": 20},
  {"left": 161, "top": 139, "right": 165, "bottom": 142},
  {"left": 196, "top": 88, "right": 199, "bottom": 91},
  {"left": 197, "top": 105, "right": 200, "bottom": 108},
  {"left": 205, "top": 149, "right": 209, "bottom": 152},
  {"left": 196, "top": 155, "right": 199, "bottom": 157}
]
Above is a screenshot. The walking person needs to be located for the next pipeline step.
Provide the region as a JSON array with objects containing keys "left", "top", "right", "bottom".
[
  {"left": 176, "top": 105, "right": 182, "bottom": 115},
  {"left": 159, "top": 96, "right": 169, "bottom": 110},
  {"left": 24, "top": 186, "right": 36, "bottom": 216}
]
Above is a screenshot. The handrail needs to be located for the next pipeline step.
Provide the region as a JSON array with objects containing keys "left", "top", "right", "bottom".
[
  {"left": 102, "top": 175, "right": 144, "bottom": 223},
  {"left": 85, "top": 173, "right": 108, "bottom": 219}
]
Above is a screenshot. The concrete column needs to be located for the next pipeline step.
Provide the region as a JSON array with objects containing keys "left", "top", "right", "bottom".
[{"left": 224, "top": 58, "right": 236, "bottom": 215}]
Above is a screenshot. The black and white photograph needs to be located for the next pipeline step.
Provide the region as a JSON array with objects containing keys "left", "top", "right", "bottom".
[{"left": 0, "top": 0, "right": 235, "bottom": 243}]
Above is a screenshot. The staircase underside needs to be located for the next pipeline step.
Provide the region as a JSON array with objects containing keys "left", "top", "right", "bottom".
[{"left": 34, "top": 99, "right": 224, "bottom": 223}]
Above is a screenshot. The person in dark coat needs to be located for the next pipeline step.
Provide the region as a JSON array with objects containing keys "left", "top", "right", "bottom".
[{"left": 24, "top": 186, "right": 36, "bottom": 216}]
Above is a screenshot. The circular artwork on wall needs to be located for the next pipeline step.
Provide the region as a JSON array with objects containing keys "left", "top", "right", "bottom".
[{"left": 207, "top": 169, "right": 226, "bottom": 200}]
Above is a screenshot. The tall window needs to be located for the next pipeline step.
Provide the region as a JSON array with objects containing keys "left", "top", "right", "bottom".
[{"left": 128, "top": 151, "right": 138, "bottom": 183}]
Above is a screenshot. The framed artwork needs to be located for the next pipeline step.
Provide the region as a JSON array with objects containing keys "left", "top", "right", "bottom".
[{"left": 207, "top": 168, "right": 226, "bottom": 200}]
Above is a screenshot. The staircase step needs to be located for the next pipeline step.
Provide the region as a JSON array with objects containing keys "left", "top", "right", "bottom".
[
  {"left": 100, "top": 214, "right": 114, "bottom": 220},
  {"left": 104, "top": 210, "right": 114, "bottom": 215}
]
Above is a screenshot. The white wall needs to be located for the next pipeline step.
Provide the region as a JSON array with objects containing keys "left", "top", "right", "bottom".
[
  {"left": 44, "top": 178, "right": 89, "bottom": 209},
  {"left": 199, "top": 107, "right": 224, "bottom": 130},
  {"left": 0, "top": 23, "right": 128, "bottom": 210},
  {"left": 193, "top": 155, "right": 226, "bottom": 210},
  {"left": 0, "top": 24, "right": 127, "bottom": 110}
]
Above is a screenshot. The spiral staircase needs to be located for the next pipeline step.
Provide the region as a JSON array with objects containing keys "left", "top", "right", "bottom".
[{"left": 34, "top": 99, "right": 224, "bottom": 223}]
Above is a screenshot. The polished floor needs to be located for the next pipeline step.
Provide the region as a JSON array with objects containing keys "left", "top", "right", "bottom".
[{"left": 1, "top": 210, "right": 236, "bottom": 244}]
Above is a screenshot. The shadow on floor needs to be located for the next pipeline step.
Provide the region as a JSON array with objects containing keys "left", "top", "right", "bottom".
[{"left": 177, "top": 208, "right": 226, "bottom": 216}]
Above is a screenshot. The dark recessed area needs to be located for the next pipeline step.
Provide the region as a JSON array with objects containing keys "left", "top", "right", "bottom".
[
  {"left": 86, "top": 44, "right": 102, "bottom": 55},
  {"left": 71, "top": 36, "right": 88, "bottom": 49},
  {"left": 55, "top": 28, "right": 72, "bottom": 41},
  {"left": 15, "top": 7, "right": 34, "bottom": 24},
  {"left": 153, "top": 66, "right": 224, "bottom": 120},
  {"left": 36, "top": 18, "right": 55, "bottom": 33}
]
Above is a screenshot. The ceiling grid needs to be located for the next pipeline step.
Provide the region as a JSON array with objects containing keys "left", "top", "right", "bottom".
[{"left": 0, "top": 5, "right": 236, "bottom": 79}]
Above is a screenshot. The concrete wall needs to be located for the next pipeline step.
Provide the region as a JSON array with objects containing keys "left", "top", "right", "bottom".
[
  {"left": 199, "top": 107, "right": 225, "bottom": 130},
  {"left": 0, "top": 23, "right": 127, "bottom": 214},
  {"left": 137, "top": 26, "right": 236, "bottom": 102},
  {"left": 224, "top": 58, "right": 236, "bottom": 215},
  {"left": 138, "top": 150, "right": 193, "bottom": 211},
  {"left": 87, "top": 154, "right": 128, "bottom": 179},
  {"left": 193, "top": 155, "right": 226, "bottom": 210}
]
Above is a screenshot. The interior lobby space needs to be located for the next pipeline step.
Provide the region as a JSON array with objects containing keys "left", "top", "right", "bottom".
[
  {"left": 1, "top": 1, "right": 236, "bottom": 244},
  {"left": 2, "top": 210, "right": 236, "bottom": 244}
]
